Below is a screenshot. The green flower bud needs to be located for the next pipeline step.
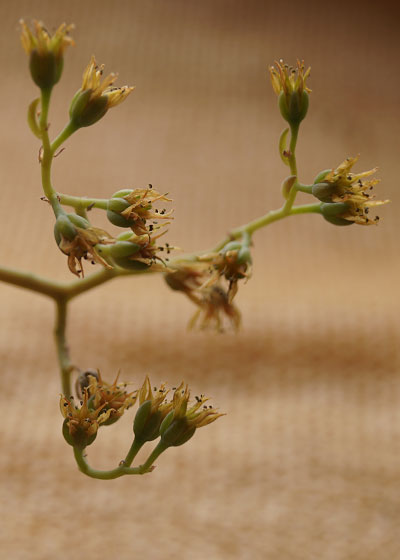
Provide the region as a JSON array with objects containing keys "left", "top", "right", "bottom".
[
  {"left": 54, "top": 214, "right": 77, "bottom": 245},
  {"left": 133, "top": 400, "right": 163, "bottom": 442},
  {"left": 20, "top": 21, "right": 74, "bottom": 90},
  {"left": 313, "top": 169, "right": 332, "bottom": 184},
  {"left": 70, "top": 89, "right": 109, "bottom": 128},
  {"left": 30, "top": 50, "right": 63, "bottom": 89},
  {"left": 320, "top": 202, "right": 353, "bottom": 226},
  {"left": 62, "top": 417, "right": 97, "bottom": 449},
  {"left": 160, "top": 417, "right": 196, "bottom": 448},
  {"left": 108, "top": 241, "right": 140, "bottom": 258},
  {"left": 279, "top": 90, "right": 309, "bottom": 126},
  {"left": 312, "top": 182, "right": 336, "bottom": 203},
  {"left": 66, "top": 213, "right": 90, "bottom": 229},
  {"left": 237, "top": 246, "right": 252, "bottom": 265},
  {"left": 112, "top": 256, "right": 150, "bottom": 270}
]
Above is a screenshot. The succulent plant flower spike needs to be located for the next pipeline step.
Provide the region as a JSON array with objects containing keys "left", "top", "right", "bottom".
[
  {"left": 69, "top": 55, "right": 134, "bottom": 128},
  {"left": 312, "top": 156, "right": 389, "bottom": 225},
  {"left": 2, "top": 19, "right": 388, "bottom": 479}
]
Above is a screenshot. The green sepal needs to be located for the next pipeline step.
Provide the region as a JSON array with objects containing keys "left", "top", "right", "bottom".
[
  {"left": 62, "top": 418, "right": 97, "bottom": 449},
  {"left": 133, "top": 400, "right": 163, "bottom": 442},
  {"left": 107, "top": 197, "right": 131, "bottom": 213},
  {"left": 313, "top": 169, "right": 332, "bottom": 184},
  {"left": 159, "top": 410, "right": 175, "bottom": 436},
  {"left": 112, "top": 189, "right": 133, "bottom": 198},
  {"left": 109, "top": 241, "right": 140, "bottom": 258},
  {"left": 117, "top": 231, "right": 134, "bottom": 241},
  {"left": 133, "top": 400, "right": 152, "bottom": 436},
  {"left": 29, "top": 50, "right": 63, "bottom": 89},
  {"left": 27, "top": 98, "right": 41, "bottom": 139},
  {"left": 113, "top": 256, "right": 150, "bottom": 271},
  {"left": 69, "top": 89, "right": 108, "bottom": 128},
  {"left": 54, "top": 214, "right": 77, "bottom": 245},
  {"left": 67, "top": 213, "right": 90, "bottom": 229},
  {"left": 321, "top": 202, "right": 353, "bottom": 226},
  {"left": 311, "top": 182, "right": 336, "bottom": 203},
  {"left": 160, "top": 417, "right": 196, "bottom": 447},
  {"left": 106, "top": 209, "right": 132, "bottom": 228},
  {"left": 279, "top": 91, "right": 309, "bottom": 126}
]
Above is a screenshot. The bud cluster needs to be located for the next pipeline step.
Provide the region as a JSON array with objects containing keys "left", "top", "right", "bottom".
[{"left": 312, "top": 157, "right": 389, "bottom": 226}]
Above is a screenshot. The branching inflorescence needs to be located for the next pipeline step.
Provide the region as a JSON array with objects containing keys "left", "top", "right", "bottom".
[{"left": 0, "top": 22, "right": 388, "bottom": 479}]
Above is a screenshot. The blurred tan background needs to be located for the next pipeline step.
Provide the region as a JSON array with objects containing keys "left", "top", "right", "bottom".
[{"left": 1, "top": 0, "right": 399, "bottom": 558}]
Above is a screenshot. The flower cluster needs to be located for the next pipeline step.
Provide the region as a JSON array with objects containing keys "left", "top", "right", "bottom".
[
  {"left": 312, "top": 156, "right": 389, "bottom": 225},
  {"left": 165, "top": 239, "right": 251, "bottom": 332},
  {"left": 134, "top": 376, "right": 224, "bottom": 447}
]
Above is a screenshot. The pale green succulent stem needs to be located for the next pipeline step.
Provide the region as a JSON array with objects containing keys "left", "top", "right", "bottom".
[
  {"left": 55, "top": 298, "right": 73, "bottom": 396},
  {"left": 72, "top": 439, "right": 165, "bottom": 479},
  {"left": 50, "top": 121, "right": 77, "bottom": 154},
  {"left": 57, "top": 193, "right": 109, "bottom": 211},
  {"left": 39, "top": 88, "right": 64, "bottom": 218},
  {"left": 73, "top": 447, "right": 147, "bottom": 479}
]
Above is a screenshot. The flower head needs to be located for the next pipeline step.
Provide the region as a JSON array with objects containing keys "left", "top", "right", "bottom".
[
  {"left": 69, "top": 56, "right": 134, "bottom": 128},
  {"left": 85, "top": 371, "right": 137, "bottom": 425},
  {"left": 133, "top": 376, "right": 173, "bottom": 442},
  {"left": 313, "top": 156, "right": 389, "bottom": 225},
  {"left": 269, "top": 59, "right": 310, "bottom": 125},
  {"left": 107, "top": 186, "right": 173, "bottom": 235},
  {"left": 60, "top": 390, "right": 114, "bottom": 448},
  {"left": 111, "top": 231, "right": 174, "bottom": 272},
  {"left": 20, "top": 20, "right": 74, "bottom": 88},
  {"left": 159, "top": 382, "right": 224, "bottom": 447}
]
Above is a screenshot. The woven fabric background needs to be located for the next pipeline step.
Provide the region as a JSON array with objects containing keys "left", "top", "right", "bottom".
[{"left": 1, "top": 1, "right": 399, "bottom": 558}]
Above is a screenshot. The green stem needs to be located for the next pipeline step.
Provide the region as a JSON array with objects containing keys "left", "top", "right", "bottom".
[
  {"left": 288, "top": 123, "right": 299, "bottom": 176},
  {"left": 138, "top": 441, "right": 168, "bottom": 472},
  {"left": 58, "top": 193, "right": 109, "bottom": 211},
  {"left": 50, "top": 121, "right": 77, "bottom": 154},
  {"left": 39, "top": 88, "right": 64, "bottom": 218},
  {"left": 55, "top": 298, "right": 73, "bottom": 396},
  {"left": 0, "top": 264, "right": 65, "bottom": 299},
  {"left": 73, "top": 447, "right": 146, "bottom": 479},
  {"left": 124, "top": 438, "right": 145, "bottom": 467}
]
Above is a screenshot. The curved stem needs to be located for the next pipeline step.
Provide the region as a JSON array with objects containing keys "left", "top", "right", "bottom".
[{"left": 73, "top": 447, "right": 147, "bottom": 479}]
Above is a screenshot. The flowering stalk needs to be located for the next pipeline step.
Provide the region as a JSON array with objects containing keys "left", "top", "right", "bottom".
[{"left": 0, "top": 22, "right": 388, "bottom": 478}]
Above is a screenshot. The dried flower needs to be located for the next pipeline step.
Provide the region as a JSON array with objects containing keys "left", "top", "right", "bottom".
[
  {"left": 313, "top": 156, "right": 389, "bottom": 225},
  {"left": 189, "top": 284, "right": 241, "bottom": 332},
  {"left": 69, "top": 55, "right": 134, "bottom": 128},
  {"left": 58, "top": 226, "right": 114, "bottom": 277}
]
